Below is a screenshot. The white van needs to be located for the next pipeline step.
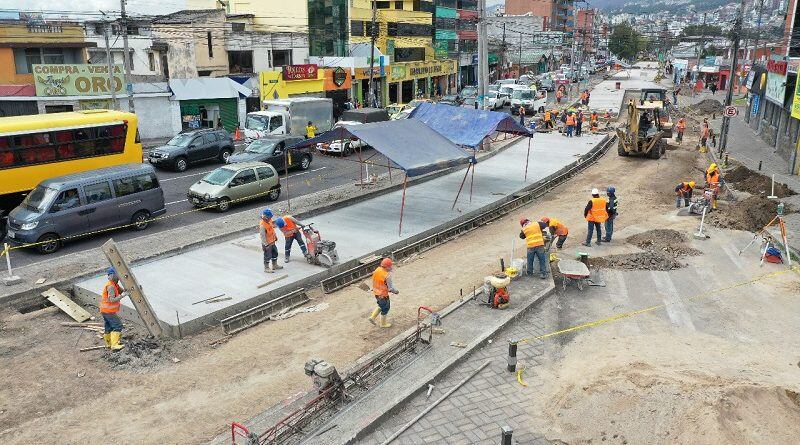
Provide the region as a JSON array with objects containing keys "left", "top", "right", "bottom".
[{"left": 510, "top": 86, "right": 547, "bottom": 116}]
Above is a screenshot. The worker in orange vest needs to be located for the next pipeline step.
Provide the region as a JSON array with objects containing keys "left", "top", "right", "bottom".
[
  {"left": 700, "top": 119, "right": 710, "bottom": 150},
  {"left": 543, "top": 109, "right": 553, "bottom": 130},
  {"left": 556, "top": 88, "right": 564, "bottom": 103},
  {"left": 565, "top": 112, "right": 576, "bottom": 137},
  {"left": 590, "top": 111, "right": 599, "bottom": 132},
  {"left": 705, "top": 163, "right": 721, "bottom": 210},
  {"left": 675, "top": 180, "right": 696, "bottom": 208},
  {"left": 100, "top": 268, "right": 128, "bottom": 351},
  {"left": 368, "top": 258, "right": 399, "bottom": 327},
  {"left": 519, "top": 218, "right": 550, "bottom": 279},
  {"left": 675, "top": 117, "right": 686, "bottom": 143},
  {"left": 540, "top": 217, "right": 569, "bottom": 249},
  {"left": 259, "top": 208, "right": 282, "bottom": 273},
  {"left": 583, "top": 188, "right": 609, "bottom": 246},
  {"left": 275, "top": 215, "right": 309, "bottom": 263}
]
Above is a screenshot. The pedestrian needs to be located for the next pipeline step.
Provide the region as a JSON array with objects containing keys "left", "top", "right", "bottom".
[
  {"left": 705, "top": 163, "right": 721, "bottom": 210},
  {"left": 582, "top": 188, "right": 608, "bottom": 246},
  {"left": 519, "top": 105, "right": 526, "bottom": 126},
  {"left": 604, "top": 186, "right": 618, "bottom": 242},
  {"left": 259, "top": 208, "right": 283, "bottom": 273},
  {"left": 575, "top": 110, "right": 583, "bottom": 137},
  {"left": 565, "top": 112, "right": 576, "bottom": 137},
  {"left": 675, "top": 117, "right": 686, "bottom": 143},
  {"left": 305, "top": 121, "right": 317, "bottom": 140},
  {"left": 275, "top": 215, "right": 309, "bottom": 263},
  {"left": 368, "top": 257, "right": 399, "bottom": 328},
  {"left": 100, "top": 268, "right": 127, "bottom": 351},
  {"left": 675, "top": 181, "right": 696, "bottom": 208},
  {"left": 700, "top": 119, "right": 710, "bottom": 151},
  {"left": 519, "top": 218, "right": 550, "bottom": 279},
  {"left": 604, "top": 109, "right": 612, "bottom": 128},
  {"left": 540, "top": 217, "right": 569, "bottom": 249},
  {"left": 673, "top": 86, "right": 681, "bottom": 105},
  {"left": 709, "top": 82, "right": 717, "bottom": 95}
]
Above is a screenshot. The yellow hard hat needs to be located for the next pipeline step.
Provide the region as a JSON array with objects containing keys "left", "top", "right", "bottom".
[
  {"left": 689, "top": 181, "right": 696, "bottom": 187},
  {"left": 709, "top": 163, "right": 717, "bottom": 171}
]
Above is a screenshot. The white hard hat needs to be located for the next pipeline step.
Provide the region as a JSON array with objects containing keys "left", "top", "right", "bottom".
[{"left": 591, "top": 188, "right": 599, "bottom": 195}]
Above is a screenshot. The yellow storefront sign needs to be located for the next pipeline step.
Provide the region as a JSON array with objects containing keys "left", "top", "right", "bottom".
[
  {"left": 389, "top": 60, "right": 457, "bottom": 82},
  {"left": 259, "top": 70, "right": 325, "bottom": 103},
  {"left": 791, "top": 76, "right": 800, "bottom": 120}
]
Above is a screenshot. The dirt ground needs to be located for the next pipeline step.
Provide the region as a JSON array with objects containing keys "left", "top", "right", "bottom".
[{"left": 0, "top": 103, "right": 785, "bottom": 443}]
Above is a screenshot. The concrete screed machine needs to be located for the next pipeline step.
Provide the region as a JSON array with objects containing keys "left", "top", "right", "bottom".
[{"left": 616, "top": 88, "right": 673, "bottom": 159}]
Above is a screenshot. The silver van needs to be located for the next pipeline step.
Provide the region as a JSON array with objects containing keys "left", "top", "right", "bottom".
[{"left": 5, "top": 164, "right": 166, "bottom": 253}]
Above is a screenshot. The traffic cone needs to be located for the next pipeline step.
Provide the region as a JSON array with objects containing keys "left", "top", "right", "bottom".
[{"left": 234, "top": 126, "right": 242, "bottom": 141}]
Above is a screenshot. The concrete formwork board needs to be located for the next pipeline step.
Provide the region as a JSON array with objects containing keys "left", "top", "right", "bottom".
[
  {"left": 588, "top": 69, "right": 662, "bottom": 113},
  {"left": 74, "top": 133, "right": 605, "bottom": 335}
]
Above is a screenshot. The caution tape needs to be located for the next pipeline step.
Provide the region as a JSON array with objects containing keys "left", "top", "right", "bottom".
[
  {"left": 516, "top": 366, "right": 529, "bottom": 387},
  {"left": 517, "top": 266, "right": 799, "bottom": 346},
  {"left": 0, "top": 243, "right": 9, "bottom": 258}
]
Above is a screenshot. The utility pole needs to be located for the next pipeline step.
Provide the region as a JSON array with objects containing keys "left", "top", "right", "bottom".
[
  {"left": 754, "top": 0, "right": 765, "bottom": 65},
  {"left": 718, "top": 0, "right": 747, "bottom": 155},
  {"left": 104, "top": 21, "right": 118, "bottom": 109},
  {"left": 519, "top": 31, "right": 523, "bottom": 76},
  {"left": 367, "top": 0, "right": 377, "bottom": 106},
  {"left": 120, "top": 0, "right": 134, "bottom": 112},
  {"left": 501, "top": 23, "right": 506, "bottom": 79},
  {"left": 477, "top": 0, "right": 488, "bottom": 109},
  {"left": 695, "top": 12, "right": 707, "bottom": 76}
]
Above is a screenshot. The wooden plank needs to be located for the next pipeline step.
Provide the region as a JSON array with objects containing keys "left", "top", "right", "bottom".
[
  {"left": 80, "top": 345, "right": 107, "bottom": 352},
  {"left": 256, "top": 274, "right": 288, "bottom": 289},
  {"left": 42, "top": 288, "right": 92, "bottom": 322},
  {"left": 101, "top": 239, "right": 165, "bottom": 338}
]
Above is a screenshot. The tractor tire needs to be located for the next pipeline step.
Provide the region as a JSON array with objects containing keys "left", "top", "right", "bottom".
[{"left": 649, "top": 140, "right": 664, "bottom": 159}]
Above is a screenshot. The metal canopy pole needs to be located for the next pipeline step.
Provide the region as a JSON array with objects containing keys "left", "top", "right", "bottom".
[
  {"left": 451, "top": 163, "right": 472, "bottom": 210},
  {"left": 398, "top": 174, "right": 408, "bottom": 236},
  {"left": 284, "top": 149, "right": 290, "bottom": 210},
  {"left": 469, "top": 158, "right": 475, "bottom": 203},
  {"left": 524, "top": 137, "right": 532, "bottom": 182}
]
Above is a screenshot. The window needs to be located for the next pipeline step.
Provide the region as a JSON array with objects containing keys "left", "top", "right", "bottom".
[
  {"left": 23, "top": 48, "right": 42, "bottom": 74},
  {"left": 207, "top": 31, "right": 213, "bottom": 58},
  {"left": 230, "top": 168, "right": 257, "bottom": 187},
  {"left": 256, "top": 166, "right": 274, "bottom": 180},
  {"left": 89, "top": 50, "right": 108, "bottom": 64},
  {"left": 365, "top": 22, "right": 379, "bottom": 37},
  {"left": 42, "top": 48, "right": 64, "bottom": 64},
  {"left": 228, "top": 50, "right": 254, "bottom": 73},
  {"left": 387, "top": 22, "right": 398, "bottom": 37},
  {"left": 231, "top": 22, "right": 245, "bottom": 32},
  {"left": 84, "top": 181, "right": 113, "bottom": 204},
  {"left": 269, "top": 116, "right": 283, "bottom": 132},
  {"left": 413, "top": 0, "right": 421, "bottom": 11},
  {"left": 148, "top": 52, "right": 156, "bottom": 71},
  {"left": 351, "top": 20, "right": 365, "bottom": 37},
  {"left": 272, "top": 50, "right": 291, "bottom": 67},
  {"left": 395, "top": 1, "right": 403, "bottom": 8},
  {"left": 376, "top": 1, "right": 391, "bottom": 7},
  {"left": 0, "top": 138, "right": 13, "bottom": 167},
  {"left": 202, "top": 134, "right": 217, "bottom": 145},
  {"left": 113, "top": 173, "right": 157, "bottom": 197},
  {"left": 51, "top": 189, "right": 81, "bottom": 212}
]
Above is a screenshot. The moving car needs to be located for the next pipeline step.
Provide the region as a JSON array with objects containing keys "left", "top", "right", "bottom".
[
  {"left": 187, "top": 162, "right": 280, "bottom": 212},
  {"left": 510, "top": 87, "right": 547, "bottom": 115},
  {"left": 227, "top": 135, "right": 312, "bottom": 171},
  {"left": 319, "top": 108, "right": 390, "bottom": 156},
  {"left": 148, "top": 128, "right": 234, "bottom": 172},
  {"left": 498, "top": 85, "right": 516, "bottom": 107},
  {"left": 5, "top": 164, "right": 166, "bottom": 253},
  {"left": 537, "top": 74, "right": 555, "bottom": 92},
  {"left": 485, "top": 91, "right": 503, "bottom": 110}
]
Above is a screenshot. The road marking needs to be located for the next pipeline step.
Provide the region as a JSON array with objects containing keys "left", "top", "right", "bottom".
[
  {"left": 279, "top": 166, "right": 327, "bottom": 180},
  {"left": 166, "top": 199, "right": 188, "bottom": 206},
  {"left": 159, "top": 170, "right": 215, "bottom": 182}
]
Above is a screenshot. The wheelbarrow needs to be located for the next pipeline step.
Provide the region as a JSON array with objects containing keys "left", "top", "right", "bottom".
[{"left": 556, "top": 259, "right": 590, "bottom": 291}]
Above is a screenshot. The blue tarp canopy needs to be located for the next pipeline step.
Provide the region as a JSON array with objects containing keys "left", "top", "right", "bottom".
[
  {"left": 288, "top": 119, "right": 472, "bottom": 177},
  {"left": 408, "top": 102, "right": 532, "bottom": 148}
]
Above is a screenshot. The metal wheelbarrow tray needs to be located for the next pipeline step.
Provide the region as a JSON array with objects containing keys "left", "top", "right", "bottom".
[{"left": 556, "top": 259, "right": 590, "bottom": 291}]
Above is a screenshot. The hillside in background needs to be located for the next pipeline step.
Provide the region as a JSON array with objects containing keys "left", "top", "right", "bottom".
[{"left": 592, "top": 0, "right": 737, "bottom": 13}]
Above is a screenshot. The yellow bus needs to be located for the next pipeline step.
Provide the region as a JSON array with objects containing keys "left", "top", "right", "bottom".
[{"left": 0, "top": 109, "right": 142, "bottom": 215}]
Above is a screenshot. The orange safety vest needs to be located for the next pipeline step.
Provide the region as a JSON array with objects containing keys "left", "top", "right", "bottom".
[
  {"left": 549, "top": 218, "right": 569, "bottom": 236},
  {"left": 586, "top": 197, "right": 609, "bottom": 222},
  {"left": 678, "top": 182, "right": 693, "bottom": 193},
  {"left": 701, "top": 125, "right": 710, "bottom": 138},
  {"left": 279, "top": 215, "right": 299, "bottom": 236},
  {"left": 260, "top": 219, "right": 278, "bottom": 245},
  {"left": 590, "top": 113, "right": 598, "bottom": 123},
  {"left": 544, "top": 111, "right": 551, "bottom": 121},
  {"left": 493, "top": 287, "right": 509, "bottom": 307},
  {"left": 522, "top": 222, "right": 544, "bottom": 248},
  {"left": 100, "top": 280, "right": 123, "bottom": 314},
  {"left": 372, "top": 266, "right": 390, "bottom": 298},
  {"left": 566, "top": 115, "right": 576, "bottom": 126},
  {"left": 580, "top": 92, "right": 588, "bottom": 101},
  {"left": 706, "top": 170, "right": 720, "bottom": 187},
  {"left": 556, "top": 90, "right": 563, "bottom": 98},
  {"left": 676, "top": 119, "right": 686, "bottom": 130}
]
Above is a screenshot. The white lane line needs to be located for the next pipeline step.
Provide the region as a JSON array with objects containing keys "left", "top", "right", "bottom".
[
  {"left": 166, "top": 199, "right": 188, "bottom": 206},
  {"left": 279, "top": 166, "right": 328, "bottom": 180},
  {"left": 159, "top": 170, "right": 215, "bottom": 182}
]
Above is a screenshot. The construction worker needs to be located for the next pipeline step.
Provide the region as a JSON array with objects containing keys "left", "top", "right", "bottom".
[
  {"left": 675, "top": 181, "right": 696, "bottom": 207},
  {"left": 583, "top": 188, "right": 608, "bottom": 246},
  {"left": 565, "top": 112, "right": 576, "bottom": 138},
  {"left": 368, "top": 258, "right": 399, "bottom": 328},
  {"left": 519, "top": 218, "right": 550, "bottom": 279},
  {"left": 556, "top": 88, "right": 564, "bottom": 104},
  {"left": 540, "top": 217, "right": 569, "bottom": 249},
  {"left": 543, "top": 109, "right": 553, "bottom": 130},
  {"left": 604, "top": 186, "right": 618, "bottom": 242},
  {"left": 275, "top": 215, "right": 309, "bottom": 262},
  {"left": 305, "top": 121, "right": 317, "bottom": 139},
  {"left": 575, "top": 110, "right": 584, "bottom": 137},
  {"left": 519, "top": 105, "right": 526, "bottom": 126},
  {"left": 580, "top": 90, "right": 589, "bottom": 105},
  {"left": 700, "top": 119, "right": 710, "bottom": 151},
  {"left": 675, "top": 117, "right": 686, "bottom": 143},
  {"left": 100, "top": 268, "right": 127, "bottom": 351},
  {"left": 590, "top": 111, "right": 599, "bottom": 133},
  {"left": 705, "top": 163, "right": 721, "bottom": 210},
  {"left": 259, "top": 208, "right": 283, "bottom": 273}
]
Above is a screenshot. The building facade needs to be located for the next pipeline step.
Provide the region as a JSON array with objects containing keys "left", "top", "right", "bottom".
[
  {"left": 505, "top": 0, "right": 574, "bottom": 32},
  {"left": 187, "top": 0, "right": 309, "bottom": 33},
  {"left": 84, "top": 18, "right": 166, "bottom": 82}
]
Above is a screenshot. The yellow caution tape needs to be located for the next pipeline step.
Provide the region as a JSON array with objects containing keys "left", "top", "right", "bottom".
[{"left": 516, "top": 366, "right": 528, "bottom": 387}]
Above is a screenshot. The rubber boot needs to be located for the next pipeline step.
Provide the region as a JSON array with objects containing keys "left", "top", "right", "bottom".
[
  {"left": 379, "top": 314, "right": 392, "bottom": 328},
  {"left": 103, "top": 333, "right": 112, "bottom": 348},
  {"left": 264, "top": 263, "right": 273, "bottom": 273},
  {"left": 368, "top": 308, "right": 380, "bottom": 325},
  {"left": 109, "top": 331, "right": 124, "bottom": 351},
  {"left": 272, "top": 259, "right": 283, "bottom": 270}
]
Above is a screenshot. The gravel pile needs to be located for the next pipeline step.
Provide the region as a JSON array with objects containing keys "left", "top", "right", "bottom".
[
  {"left": 591, "top": 229, "right": 700, "bottom": 271},
  {"left": 706, "top": 195, "right": 790, "bottom": 232},
  {"left": 724, "top": 166, "right": 796, "bottom": 198},
  {"left": 687, "top": 99, "right": 724, "bottom": 114}
]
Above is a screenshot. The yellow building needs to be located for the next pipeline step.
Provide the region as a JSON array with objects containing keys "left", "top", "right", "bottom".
[{"left": 186, "top": 0, "right": 308, "bottom": 33}]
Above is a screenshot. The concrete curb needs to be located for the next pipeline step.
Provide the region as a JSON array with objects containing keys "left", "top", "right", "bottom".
[{"left": 0, "top": 137, "right": 521, "bottom": 308}]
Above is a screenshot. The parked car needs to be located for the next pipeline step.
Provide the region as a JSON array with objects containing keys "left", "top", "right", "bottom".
[
  {"left": 386, "top": 103, "right": 405, "bottom": 119},
  {"left": 227, "top": 135, "right": 312, "bottom": 171},
  {"left": 187, "top": 162, "right": 280, "bottom": 212},
  {"left": 438, "top": 94, "right": 462, "bottom": 106},
  {"left": 5, "top": 164, "right": 166, "bottom": 254},
  {"left": 319, "top": 108, "right": 390, "bottom": 156},
  {"left": 498, "top": 85, "right": 516, "bottom": 106},
  {"left": 460, "top": 85, "right": 478, "bottom": 105},
  {"left": 148, "top": 128, "right": 234, "bottom": 172},
  {"left": 484, "top": 91, "right": 503, "bottom": 110}
]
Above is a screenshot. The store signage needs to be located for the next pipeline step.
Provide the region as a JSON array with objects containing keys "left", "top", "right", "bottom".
[
  {"left": 283, "top": 64, "right": 318, "bottom": 81},
  {"left": 332, "top": 67, "right": 347, "bottom": 87},
  {"left": 390, "top": 65, "right": 407, "bottom": 81},
  {"left": 33, "top": 64, "right": 124, "bottom": 96},
  {"left": 767, "top": 59, "right": 787, "bottom": 75},
  {"left": 409, "top": 65, "right": 445, "bottom": 77},
  {"left": 751, "top": 95, "right": 761, "bottom": 116},
  {"left": 791, "top": 76, "right": 800, "bottom": 120},
  {"left": 765, "top": 71, "right": 787, "bottom": 104}
]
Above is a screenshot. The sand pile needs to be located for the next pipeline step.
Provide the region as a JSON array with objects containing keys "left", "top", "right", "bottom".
[
  {"left": 706, "top": 195, "right": 789, "bottom": 232},
  {"left": 724, "top": 165, "right": 796, "bottom": 198},
  {"left": 591, "top": 229, "right": 700, "bottom": 271},
  {"left": 687, "top": 98, "right": 724, "bottom": 114}
]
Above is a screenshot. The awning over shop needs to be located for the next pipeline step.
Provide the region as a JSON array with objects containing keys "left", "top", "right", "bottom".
[
  {"left": 408, "top": 102, "right": 532, "bottom": 148},
  {"left": 289, "top": 119, "right": 471, "bottom": 177},
  {"left": 169, "top": 78, "right": 252, "bottom": 100}
]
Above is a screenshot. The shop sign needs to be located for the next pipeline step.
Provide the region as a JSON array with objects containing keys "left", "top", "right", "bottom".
[
  {"left": 390, "top": 65, "right": 407, "bottom": 82},
  {"left": 33, "top": 64, "right": 124, "bottom": 97},
  {"left": 355, "top": 66, "right": 383, "bottom": 79},
  {"left": 283, "top": 64, "right": 318, "bottom": 81},
  {"left": 767, "top": 58, "right": 787, "bottom": 75},
  {"left": 791, "top": 77, "right": 800, "bottom": 119},
  {"left": 80, "top": 99, "right": 113, "bottom": 110},
  {"left": 765, "top": 71, "right": 787, "bottom": 104},
  {"left": 332, "top": 67, "right": 347, "bottom": 87},
  {"left": 751, "top": 95, "right": 761, "bottom": 116}
]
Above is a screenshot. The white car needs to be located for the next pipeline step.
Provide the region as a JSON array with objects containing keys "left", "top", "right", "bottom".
[
  {"left": 484, "top": 91, "right": 503, "bottom": 110},
  {"left": 498, "top": 85, "right": 516, "bottom": 106},
  {"left": 510, "top": 87, "right": 547, "bottom": 115},
  {"left": 316, "top": 121, "right": 365, "bottom": 156}
]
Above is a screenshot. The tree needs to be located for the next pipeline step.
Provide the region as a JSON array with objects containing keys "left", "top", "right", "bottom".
[{"left": 609, "top": 23, "right": 646, "bottom": 61}]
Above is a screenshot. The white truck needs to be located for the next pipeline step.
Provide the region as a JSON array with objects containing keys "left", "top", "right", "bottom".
[
  {"left": 243, "top": 98, "right": 333, "bottom": 142},
  {"left": 510, "top": 86, "right": 547, "bottom": 116}
]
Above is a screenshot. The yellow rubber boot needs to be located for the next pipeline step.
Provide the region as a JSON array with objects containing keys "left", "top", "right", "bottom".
[
  {"left": 109, "top": 331, "right": 125, "bottom": 351},
  {"left": 103, "top": 333, "right": 111, "bottom": 348},
  {"left": 368, "top": 308, "right": 380, "bottom": 325},
  {"left": 379, "top": 314, "right": 392, "bottom": 328}
]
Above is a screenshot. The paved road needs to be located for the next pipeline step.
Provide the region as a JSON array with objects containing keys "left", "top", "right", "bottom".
[{"left": 8, "top": 146, "right": 386, "bottom": 268}]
